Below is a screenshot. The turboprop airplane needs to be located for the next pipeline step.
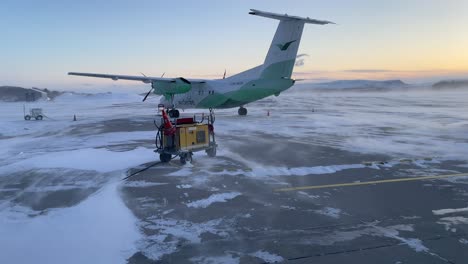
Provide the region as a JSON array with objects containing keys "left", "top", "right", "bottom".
[{"left": 68, "top": 9, "right": 334, "bottom": 117}]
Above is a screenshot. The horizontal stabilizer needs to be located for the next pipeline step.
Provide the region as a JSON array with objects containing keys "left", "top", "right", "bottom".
[{"left": 249, "top": 9, "right": 335, "bottom": 25}]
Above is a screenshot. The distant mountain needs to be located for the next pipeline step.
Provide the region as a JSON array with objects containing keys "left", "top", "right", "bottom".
[
  {"left": 0, "top": 86, "right": 65, "bottom": 102},
  {"left": 432, "top": 80, "right": 468, "bottom": 90},
  {"left": 0, "top": 86, "right": 43, "bottom": 102},
  {"left": 309, "top": 80, "right": 409, "bottom": 91}
]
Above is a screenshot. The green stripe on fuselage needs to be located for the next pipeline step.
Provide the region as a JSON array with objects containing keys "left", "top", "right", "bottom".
[
  {"left": 197, "top": 78, "right": 294, "bottom": 109},
  {"left": 196, "top": 60, "right": 296, "bottom": 108}
]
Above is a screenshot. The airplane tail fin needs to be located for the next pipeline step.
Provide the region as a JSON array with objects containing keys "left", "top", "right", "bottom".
[{"left": 249, "top": 9, "right": 334, "bottom": 79}]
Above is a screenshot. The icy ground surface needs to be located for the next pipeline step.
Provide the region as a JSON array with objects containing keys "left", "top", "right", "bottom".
[{"left": 1, "top": 90, "right": 468, "bottom": 263}]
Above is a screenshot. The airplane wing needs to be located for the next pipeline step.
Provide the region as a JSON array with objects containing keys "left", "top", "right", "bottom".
[{"left": 68, "top": 72, "right": 206, "bottom": 84}]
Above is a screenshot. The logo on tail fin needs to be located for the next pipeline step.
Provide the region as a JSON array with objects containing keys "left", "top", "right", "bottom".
[{"left": 276, "top": 40, "right": 297, "bottom": 51}]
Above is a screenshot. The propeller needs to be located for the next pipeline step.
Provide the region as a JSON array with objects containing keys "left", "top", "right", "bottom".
[
  {"left": 142, "top": 72, "right": 165, "bottom": 102},
  {"left": 142, "top": 88, "right": 153, "bottom": 102},
  {"left": 140, "top": 72, "right": 151, "bottom": 84}
]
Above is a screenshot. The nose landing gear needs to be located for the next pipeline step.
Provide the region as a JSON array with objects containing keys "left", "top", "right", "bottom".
[{"left": 238, "top": 106, "right": 247, "bottom": 116}]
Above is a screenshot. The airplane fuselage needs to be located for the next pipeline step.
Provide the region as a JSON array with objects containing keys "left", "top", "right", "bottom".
[{"left": 161, "top": 77, "right": 295, "bottom": 109}]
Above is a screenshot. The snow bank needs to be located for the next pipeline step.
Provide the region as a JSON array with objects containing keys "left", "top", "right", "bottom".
[
  {"left": 0, "top": 181, "right": 142, "bottom": 264},
  {"left": 0, "top": 147, "right": 156, "bottom": 174}
]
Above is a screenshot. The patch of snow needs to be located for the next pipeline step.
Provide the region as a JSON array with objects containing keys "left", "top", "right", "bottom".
[
  {"left": 0, "top": 204, "right": 43, "bottom": 219},
  {"left": 177, "top": 184, "right": 192, "bottom": 189},
  {"left": 162, "top": 209, "right": 174, "bottom": 215},
  {"left": 389, "top": 224, "right": 415, "bottom": 232},
  {"left": 280, "top": 205, "right": 296, "bottom": 210},
  {"left": 169, "top": 167, "right": 194, "bottom": 177},
  {"left": 432, "top": 207, "right": 468, "bottom": 215},
  {"left": 242, "top": 213, "right": 252, "bottom": 218},
  {"left": 186, "top": 192, "right": 241, "bottom": 209},
  {"left": 190, "top": 254, "right": 240, "bottom": 264},
  {"left": 437, "top": 216, "right": 468, "bottom": 231},
  {"left": 314, "top": 224, "right": 426, "bottom": 253},
  {"left": 139, "top": 217, "right": 231, "bottom": 260},
  {"left": 298, "top": 191, "right": 320, "bottom": 199},
  {"left": 401, "top": 215, "right": 421, "bottom": 220},
  {"left": 402, "top": 238, "right": 428, "bottom": 252},
  {"left": 371, "top": 224, "right": 428, "bottom": 252},
  {"left": 123, "top": 181, "right": 168, "bottom": 188},
  {"left": 249, "top": 250, "right": 284, "bottom": 263},
  {"left": 143, "top": 217, "right": 229, "bottom": 244},
  {"left": 78, "top": 131, "right": 155, "bottom": 146},
  {"left": 247, "top": 164, "right": 366, "bottom": 177},
  {"left": 0, "top": 181, "right": 142, "bottom": 264},
  {"left": 0, "top": 147, "right": 156, "bottom": 174},
  {"left": 315, "top": 207, "right": 342, "bottom": 219},
  {"left": 169, "top": 163, "right": 368, "bottom": 179}
]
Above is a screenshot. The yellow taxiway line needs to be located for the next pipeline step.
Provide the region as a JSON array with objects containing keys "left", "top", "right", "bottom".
[{"left": 275, "top": 173, "right": 468, "bottom": 192}]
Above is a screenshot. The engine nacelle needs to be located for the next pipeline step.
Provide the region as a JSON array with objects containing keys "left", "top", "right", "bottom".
[{"left": 151, "top": 78, "right": 191, "bottom": 95}]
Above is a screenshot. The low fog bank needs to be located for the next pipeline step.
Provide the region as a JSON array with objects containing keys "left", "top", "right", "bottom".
[
  {"left": 0, "top": 86, "right": 145, "bottom": 103},
  {"left": 291, "top": 79, "right": 468, "bottom": 93}
]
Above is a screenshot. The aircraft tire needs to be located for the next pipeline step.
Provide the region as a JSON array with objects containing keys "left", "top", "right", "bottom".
[{"left": 238, "top": 107, "right": 247, "bottom": 116}]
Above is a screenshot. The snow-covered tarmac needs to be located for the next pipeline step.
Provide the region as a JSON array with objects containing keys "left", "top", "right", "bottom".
[{"left": 1, "top": 89, "right": 468, "bottom": 263}]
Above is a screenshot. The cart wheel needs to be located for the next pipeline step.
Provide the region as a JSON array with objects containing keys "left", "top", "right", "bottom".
[
  {"left": 169, "top": 109, "right": 180, "bottom": 118},
  {"left": 35, "top": 115, "right": 43, "bottom": 120},
  {"left": 180, "top": 156, "right": 186, "bottom": 165},
  {"left": 206, "top": 147, "right": 217, "bottom": 157},
  {"left": 160, "top": 153, "right": 171, "bottom": 163},
  {"left": 24, "top": 115, "right": 31, "bottom": 120}
]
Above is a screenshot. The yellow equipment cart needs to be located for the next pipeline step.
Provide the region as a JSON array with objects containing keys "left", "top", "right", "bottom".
[{"left": 155, "top": 108, "right": 217, "bottom": 164}]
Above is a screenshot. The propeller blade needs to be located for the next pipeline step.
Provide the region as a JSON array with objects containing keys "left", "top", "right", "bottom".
[
  {"left": 223, "top": 69, "right": 226, "bottom": 79},
  {"left": 142, "top": 88, "right": 153, "bottom": 102}
]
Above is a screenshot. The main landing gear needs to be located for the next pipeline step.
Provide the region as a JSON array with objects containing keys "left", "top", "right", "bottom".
[
  {"left": 238, "top": 106, "right": 247, "bottom": 116},
  {"left": 168, "top": 109, "right": 180, "bottom": 118}
]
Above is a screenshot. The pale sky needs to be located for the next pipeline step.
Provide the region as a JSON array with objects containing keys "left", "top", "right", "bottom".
[{"left": 1, "top": 0, "right": 468, "bottom": 91}]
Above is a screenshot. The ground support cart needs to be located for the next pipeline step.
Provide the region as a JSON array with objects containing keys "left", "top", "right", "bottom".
[{"left": 154, "top": 107, "right": 217, "bottom": 164}]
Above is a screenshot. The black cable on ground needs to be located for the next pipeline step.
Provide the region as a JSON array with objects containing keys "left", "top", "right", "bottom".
[
  {"left": 122, "top": 155, "right": 178, "bottom": 181},
  {"left": 122, "top": 161, "right": 162, "bottom": 181}
]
